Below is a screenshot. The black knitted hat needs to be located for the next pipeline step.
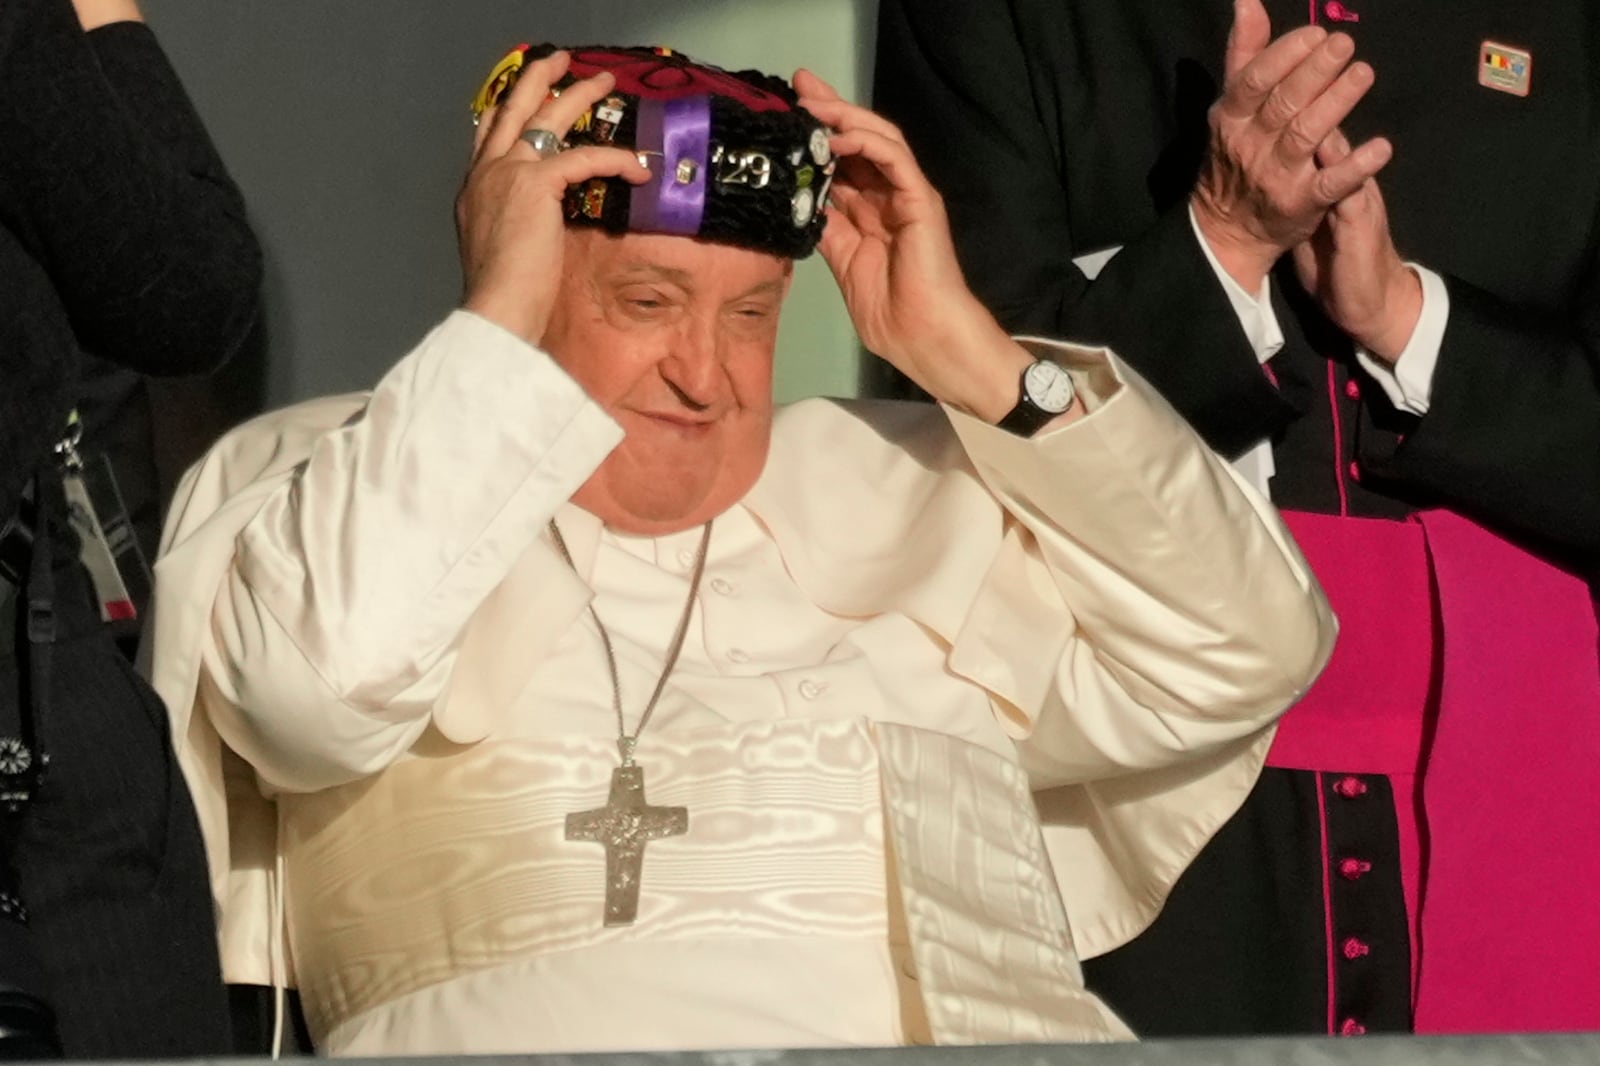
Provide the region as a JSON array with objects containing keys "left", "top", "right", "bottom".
[{"left": 472, "top": 43, "right": 835, "bottom": 259}]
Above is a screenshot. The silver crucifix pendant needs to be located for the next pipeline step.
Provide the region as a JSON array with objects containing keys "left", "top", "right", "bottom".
[{"left": 565, "top": 763, "right": 688, "bottom": 926}]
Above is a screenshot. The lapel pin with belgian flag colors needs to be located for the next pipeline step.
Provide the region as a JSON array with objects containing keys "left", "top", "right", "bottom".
[{"left": 1479, "top": 40, "right": 1532, "bottom": 97}]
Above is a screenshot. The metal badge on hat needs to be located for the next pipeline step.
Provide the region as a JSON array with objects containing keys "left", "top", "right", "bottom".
[
  {"left": 794, "top": 127, "right": 836, "bottom": 229},
  {"left": 593, "top": 96, "right": 626, "bottom": 141},
  {"left": 711, "top": 145, "right": 772, "bottom": 189},
  {"left": 573, "top": 95, "right": 627, "bottom": 143}
]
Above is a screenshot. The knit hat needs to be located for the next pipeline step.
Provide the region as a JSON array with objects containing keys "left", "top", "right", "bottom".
[{"left": 472, "top": 43, "right": 835, "bottom": 259}]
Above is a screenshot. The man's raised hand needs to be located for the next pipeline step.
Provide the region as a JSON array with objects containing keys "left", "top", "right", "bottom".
[
  {"left": 796, "top": 70, "right": 1044, "bottom": 425},
  {"left": 1292, "top": 130, "right": 1423, "bottom": 364},
  {"left": 457, "top": 51, "right": 649, "bottom": 345},
  {"left": 1191, "top": 0, "right": 1392, "bottom": 292}
]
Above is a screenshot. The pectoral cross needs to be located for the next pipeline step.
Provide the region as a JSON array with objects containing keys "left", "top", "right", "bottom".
[{"left": 565, "top": 760, "right": 688, "bottom": 927}]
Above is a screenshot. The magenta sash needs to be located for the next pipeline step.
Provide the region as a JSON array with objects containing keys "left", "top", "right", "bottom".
[{"left": 1270, "top": 509, "right": 1600, "bottom": 1033}]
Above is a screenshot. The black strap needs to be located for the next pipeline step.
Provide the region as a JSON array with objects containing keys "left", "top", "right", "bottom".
[
  {"left": 0, "top": 510, "right": 30, "bottom": 593},
  {"left": 23, "top": 480, "right": 53, "bottom": 782},
  {"left": 0, "top": 480, "right": 47, "bottom": 821},
  {"left": 0, "top": 480, "right": 63, "bottom": 1058}
]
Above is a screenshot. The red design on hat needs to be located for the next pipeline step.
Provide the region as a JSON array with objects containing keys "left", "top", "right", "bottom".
[{"left": 566, "top": 47, "right": 794, "bottom": 113}]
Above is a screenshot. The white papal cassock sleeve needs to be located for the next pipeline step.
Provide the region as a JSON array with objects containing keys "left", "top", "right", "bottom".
[{"left": 201, "top": 311, "right": 622, "bottom": 793}]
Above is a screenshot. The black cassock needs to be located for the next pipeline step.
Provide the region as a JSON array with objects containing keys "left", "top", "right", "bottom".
[{"left": 875, "top": 0, "right": 1600, "bottom": 1037}]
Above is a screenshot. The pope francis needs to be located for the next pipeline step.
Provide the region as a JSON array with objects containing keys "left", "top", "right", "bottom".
[{"left": 144, "top": 43, "right": 1335, "bottom": 1055}]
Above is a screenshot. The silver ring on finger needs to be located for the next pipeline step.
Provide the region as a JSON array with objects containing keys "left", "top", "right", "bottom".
[{"left": 520, "top": 128, "right": 566, "bottom": 160}]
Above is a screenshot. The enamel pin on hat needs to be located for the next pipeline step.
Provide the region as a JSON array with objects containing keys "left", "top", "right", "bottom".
[{"left": 1479, "top": 40, "right": 1532, "bottom": 97}]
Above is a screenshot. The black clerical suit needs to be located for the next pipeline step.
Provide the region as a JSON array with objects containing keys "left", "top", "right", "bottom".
[{"left": 875, "top": 0, "right": 1600, "bottom": 1038}]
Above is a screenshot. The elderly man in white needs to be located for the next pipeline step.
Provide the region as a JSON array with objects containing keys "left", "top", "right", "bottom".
[{"left": 146, "top": 43, "right": 1334, "bottom": 1057}]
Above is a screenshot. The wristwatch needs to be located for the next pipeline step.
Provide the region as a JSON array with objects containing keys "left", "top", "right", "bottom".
[{"left": 996, "top": 358, "right": 1076, "bottom": 437}]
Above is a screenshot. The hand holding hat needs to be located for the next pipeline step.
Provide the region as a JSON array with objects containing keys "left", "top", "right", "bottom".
[
  {"left": 457, "top": 50, "right": 650, "bottom": 344},
  {"left": 797, "top": 70, "right": 1053, "bottom": 426}
]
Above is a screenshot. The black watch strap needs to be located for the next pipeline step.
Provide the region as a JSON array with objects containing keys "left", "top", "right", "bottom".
[{"left": 996, "top": 396, "right": 1059, "bottom": 437}]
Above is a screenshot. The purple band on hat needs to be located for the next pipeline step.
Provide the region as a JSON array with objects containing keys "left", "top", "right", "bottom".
[{"left": 630, "top": 96, "right": 710, "bottom": 235}]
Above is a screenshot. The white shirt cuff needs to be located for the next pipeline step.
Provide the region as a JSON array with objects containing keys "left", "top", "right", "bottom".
[
  {"left": 1187, "top": 205, "right": 1283, "bottom": 497},
  {"left": 1353, "top": 265, "right": 1449, "bottom": 416},
  {"left": 1187, "top": 204, "right": 1285, "bottom": 365}
]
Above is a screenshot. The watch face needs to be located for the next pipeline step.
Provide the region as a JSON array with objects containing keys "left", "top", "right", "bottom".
[{"left": 1024, "top": 360, "right": 1075, "bottom": 414}]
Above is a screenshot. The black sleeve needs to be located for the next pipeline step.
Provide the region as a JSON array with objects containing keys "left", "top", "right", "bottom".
[
  {"left": 0, "top": 0, "right": 261, "bottom": 376},
  {"left": 1365, "top": 259, "right": 1600, "bottom": 560},
  {"left": 871, "top": 0, "right": 1295, "bottom": 457},
  {"left": 0, "top": 224, "right": 83, "bottom": 526}
]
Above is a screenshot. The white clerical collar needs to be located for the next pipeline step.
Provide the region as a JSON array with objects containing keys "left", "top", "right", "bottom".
[
  {"left": 606, "top": 519, "right": 715, "bottom": 571},
  {"left": 556, "top": 503, "right": 762, "bottom": 579}
]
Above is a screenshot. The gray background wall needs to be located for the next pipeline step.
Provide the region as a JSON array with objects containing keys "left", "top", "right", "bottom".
[{"left": 141, "top": 0, "right": 879, "bottom": 412}]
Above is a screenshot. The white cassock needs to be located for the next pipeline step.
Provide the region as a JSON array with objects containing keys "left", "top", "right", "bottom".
[{"left": 143, "top": 311, "right": 1335, "bottom": 1055}]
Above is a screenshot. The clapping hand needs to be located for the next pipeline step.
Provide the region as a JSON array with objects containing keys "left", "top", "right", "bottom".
[
  {"left": 1292, "top": 131, "right": 1423, "bottom": 364},
  {"left": 1191, "top": 0, "right": 1394, "bottom": 291}
]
